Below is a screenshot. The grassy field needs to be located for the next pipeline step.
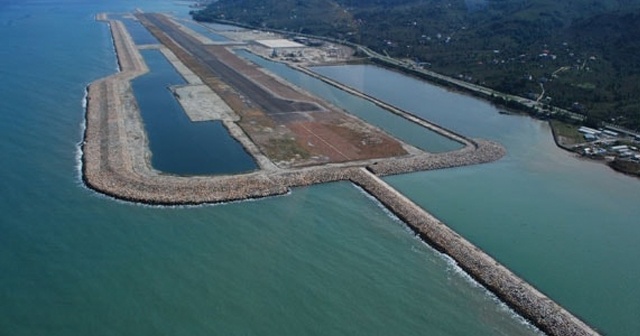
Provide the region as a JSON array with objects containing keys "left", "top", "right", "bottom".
[{"left": 550, "top": 120, "right": 584, "bottom": 147}]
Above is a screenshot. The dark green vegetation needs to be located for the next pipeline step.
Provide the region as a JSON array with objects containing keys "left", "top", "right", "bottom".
[
  {"left": 193, "top": 0, "right": 640, "bottom": 130},
  {"left": 609, "top": 158, "right": 640, "bottom": 177}
]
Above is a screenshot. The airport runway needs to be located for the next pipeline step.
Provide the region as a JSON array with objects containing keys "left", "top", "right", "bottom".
[{"left": 139, "top": 13, "right": 321, "bottom": 115}]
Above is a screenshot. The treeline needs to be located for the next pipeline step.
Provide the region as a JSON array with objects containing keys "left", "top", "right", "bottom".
[{"left": 193, "top": 0, "right": 640, "bottom": 130}]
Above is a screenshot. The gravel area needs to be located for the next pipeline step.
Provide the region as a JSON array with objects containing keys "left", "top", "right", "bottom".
[{"left": 81, "top": 14, "right": 599, "bottom": 336}]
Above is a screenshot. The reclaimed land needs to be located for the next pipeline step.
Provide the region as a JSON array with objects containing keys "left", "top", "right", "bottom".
[
  {"left": 83, "top": 14, "right": 598, "bottom": 336},
  {"left": 137, "top": 13, "right": 409, "bottom": 168}
]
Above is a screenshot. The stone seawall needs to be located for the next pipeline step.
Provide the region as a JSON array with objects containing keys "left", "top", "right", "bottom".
[
  {"left": 349, "top": 168, "right": 599, "bottom": 336},
  {"left": 83, "top": 14, "right": 506, "bottom": 206},
  {"left": 80, "top": 14, "right": 600, "bottom": 335},
  {"left": 367, "top": 139, "right": 504, "bottom": 176},
  {"left": 292, "top": 64, "right": 473, "bottom": 148}
]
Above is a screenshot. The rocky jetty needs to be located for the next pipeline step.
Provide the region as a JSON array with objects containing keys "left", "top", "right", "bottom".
[
  {"left": 349, "top": 168, "right": 599, "bottom": 336},
  {"left": 83, "top": 14, "right": 507, "bottom": 206},
  {"left": 82, "top": 14, "right": 599, "bottom": 335}
]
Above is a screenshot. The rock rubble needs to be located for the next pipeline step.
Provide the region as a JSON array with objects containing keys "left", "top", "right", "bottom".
[
  {"left": 84, "top": 15, "right": 507, "bottom": 206},
  {"left": 80, "top": 14, "right": 600, "bottom": 336},
  {"left": 350, "top": 168, "right": 599, "bottom": 336}
]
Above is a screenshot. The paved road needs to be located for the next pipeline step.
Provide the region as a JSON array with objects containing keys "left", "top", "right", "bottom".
[{"left": 140, "top": 13, "right": 320, "bottom": 115}]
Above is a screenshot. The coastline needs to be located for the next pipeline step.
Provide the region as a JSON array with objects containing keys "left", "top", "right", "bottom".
[
  {"left": 81, "top": 13, "right": 599, "bottom": 336},
  {"left": 82, "top": 14, "right": 504, "bottom": 205},
  {"left": 549, "top": 121, "right": 640, "bottom": 179}
]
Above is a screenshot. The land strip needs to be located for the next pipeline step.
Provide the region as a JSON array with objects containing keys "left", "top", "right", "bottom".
[
  {"left": 81, "top": 14, "right": 599, "bottom": 336},
  {"left": 351, "top": 168, "right": 599, "bottom": 336},
  {"left": 136, "top": 13, "right": 409, "bottom": 167},
  {"left": 84, "top": 13, "right": 504, "bottom": 204}
]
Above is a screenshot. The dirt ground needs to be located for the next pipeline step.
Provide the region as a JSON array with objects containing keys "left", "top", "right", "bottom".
[{"left": 138, "top": 13, "right": 408, "bottom": 168}]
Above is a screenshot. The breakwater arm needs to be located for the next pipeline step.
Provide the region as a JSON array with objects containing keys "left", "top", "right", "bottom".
[
  {"left": 83, "top": 13, "right": 506, "bottom": 205},
  {"left": 81, "top": 14, "right": 600, "bottom": 335},
  {"left": 349, "top": 168, "right": 599, "bottom": 336}
]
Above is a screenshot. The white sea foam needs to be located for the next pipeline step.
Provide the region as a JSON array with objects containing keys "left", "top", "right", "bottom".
[
  {"left": 351, "top": 182, "right": 543, "bottom": 334},
  {"left": 351, "top": 183, "right": 403, "bottom": 224},
  {"left": 103, "top": 21, "right": 121, "bottom": 73},
  {"left": 415, "top": 231, "right": 544, "bottom": 334},
  {"left": 81, "top": 85, "right": 88, "bottom": 109},
  {"left": 75, "top": 85, "right": 89, "bottom": 186}
]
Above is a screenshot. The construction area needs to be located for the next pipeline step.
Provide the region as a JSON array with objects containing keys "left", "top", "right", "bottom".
[
  {"left": 138, "top": 13, "right": 411, "bottom": 168},
  {"left": 80, "top": 13, "right": 599, "bottom": 336},
  {"left": 84, "top": 11, "right": 506, "bottom": 204}
]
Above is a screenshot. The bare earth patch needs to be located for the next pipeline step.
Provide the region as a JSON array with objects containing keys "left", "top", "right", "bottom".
[{"left": 138, "top": 13, "right": 409, "bottom": 168}]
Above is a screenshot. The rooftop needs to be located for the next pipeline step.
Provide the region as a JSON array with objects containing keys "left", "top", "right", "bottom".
[{"left": 254, "top": 39, "right": 305, "bottom": 49}]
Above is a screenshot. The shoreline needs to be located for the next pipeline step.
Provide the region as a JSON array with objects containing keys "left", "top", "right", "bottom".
[
  {"left": 83, "top": 14, "right": 505, "bottom": 205},
  {"left": 205, "top": 17, "right": 640, "bottom": 182},
  {"left": 82, "top": 13, "right": 599, "bottom": 335},
  {"left": 549, "top": 121, "right": 640, "bottom": 179}
]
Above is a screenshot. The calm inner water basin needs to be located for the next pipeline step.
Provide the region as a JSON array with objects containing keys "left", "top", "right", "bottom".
[
  {"left": 121, "top": 18, "right": 158, "bottom": 45},
  {"left": 179, "top": 20, "right": 231, "bottom": 42},
  {"left": 0, "top": 0, "right": 622, "bottom": 335},
  {"left": 314, "top": 64, "right": 640, "bottom": 335},
  {"left": 234, "top": 49, "right": 464, "bottom": 153},
  {"left": 132, "top": 49, "right": 256, "bottom": 175}
]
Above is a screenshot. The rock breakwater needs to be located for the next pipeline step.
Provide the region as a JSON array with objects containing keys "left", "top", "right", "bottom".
[
  {"left": 80, "top": 13, "right": 600, "bottom": 335},
  {"left": 350, "top": 168, "right": 599, "bottom": 336},
  {"left": 83, "top": 14, "right": 506, "bottom": 206}
]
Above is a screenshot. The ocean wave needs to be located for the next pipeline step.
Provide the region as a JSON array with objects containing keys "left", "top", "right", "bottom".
[
  {"left": 104, "top": 21, "right": 121, "bottom": 73},
  {"left": 351, "top": 182, "right": 542, "bottom": 334},
  {"left": 351, "top": 183, "right": 403, "bottom": 224},
  {"left": 416, "top": 234, "right": 544, "bottom": 334},
  {"left": 75, "top": 84, "right": 89, "bottom": 186}
]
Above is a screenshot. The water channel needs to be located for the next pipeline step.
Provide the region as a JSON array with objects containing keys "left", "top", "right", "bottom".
[
  {"left": 235, "top": 50, "right": 464, "bottom": 153},
  {"left": 313, "top": 64, "right": 640, "bottom": 335}
]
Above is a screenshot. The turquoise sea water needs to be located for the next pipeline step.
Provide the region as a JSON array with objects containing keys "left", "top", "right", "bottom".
[
  {"left": 314, "top": 65, "right": 640, "bottom": 335},
  {"left": 0, "top": 1, "right": 540, "bottom": 335},
  {"left": 235, "top": 50, "right": 464, "bottom": 153}
]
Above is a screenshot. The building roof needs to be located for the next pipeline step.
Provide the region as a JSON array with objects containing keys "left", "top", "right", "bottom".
[{"left": 255, "top": 39, "right": 305, "bottom": 49}]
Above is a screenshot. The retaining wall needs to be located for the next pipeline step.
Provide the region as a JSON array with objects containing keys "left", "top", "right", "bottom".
[
  {"left": 349, "top": 168, "right": 599, "bottom": 336},
  {"left": 81, "top": 14, "right": 600, "bottom": 335}
]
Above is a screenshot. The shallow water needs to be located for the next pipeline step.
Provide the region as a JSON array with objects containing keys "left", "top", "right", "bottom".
[
  {"left": 236, "top": 50, "right": 464, "bottom": 153},
  {"left": 0, "top": 1, "right": 541, "bottom": 335},
  {"left": 180, "top": 20, "right": 230, "bottom": 42},
  {"left": 121, "top": 18, "right": 158, "bottom": 45}
]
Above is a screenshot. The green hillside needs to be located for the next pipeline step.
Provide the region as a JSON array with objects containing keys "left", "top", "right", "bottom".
[{"left": 193, "top": 0, "right": 640, "bottom": 130}]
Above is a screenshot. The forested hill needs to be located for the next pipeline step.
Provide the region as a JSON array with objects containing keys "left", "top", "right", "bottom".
[{"left": 193, "top": 0, "right": 640, "bottom": 130}]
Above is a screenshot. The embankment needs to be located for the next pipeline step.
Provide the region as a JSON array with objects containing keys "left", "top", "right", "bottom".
[
  {"left": 81, "top": 14, "right": 600, "bottom": 335},
  {"left": 83, "top": 14, "right": 506, "bottom": 205},
  {"left": 293, "top": 64, "right": 473, "bottom": 148},
  {"left": 350, "top": 168, "right": 599, "bottom": 336}
]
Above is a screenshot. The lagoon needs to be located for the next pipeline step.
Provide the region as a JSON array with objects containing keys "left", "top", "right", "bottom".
[
  {"left": 132, "top": 49, "right": 257, "bottom": 175},
  {"left": 314, "top": 64, "right": 640, "bottom": 335},
  {"left": 236, "top": 50, "right": 464, "bottom": 153},
  {"left": 1, "top": 1, "right": 636, "bottom": 335}
]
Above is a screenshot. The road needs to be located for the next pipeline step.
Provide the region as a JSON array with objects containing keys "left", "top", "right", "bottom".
[{"left": 139, "top": 13, "right": 321, "bottom": 115}]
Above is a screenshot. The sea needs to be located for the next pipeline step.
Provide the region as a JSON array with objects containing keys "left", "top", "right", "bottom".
[{"left": 0, "top": 1, "right": 638, "bottom": 335}]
